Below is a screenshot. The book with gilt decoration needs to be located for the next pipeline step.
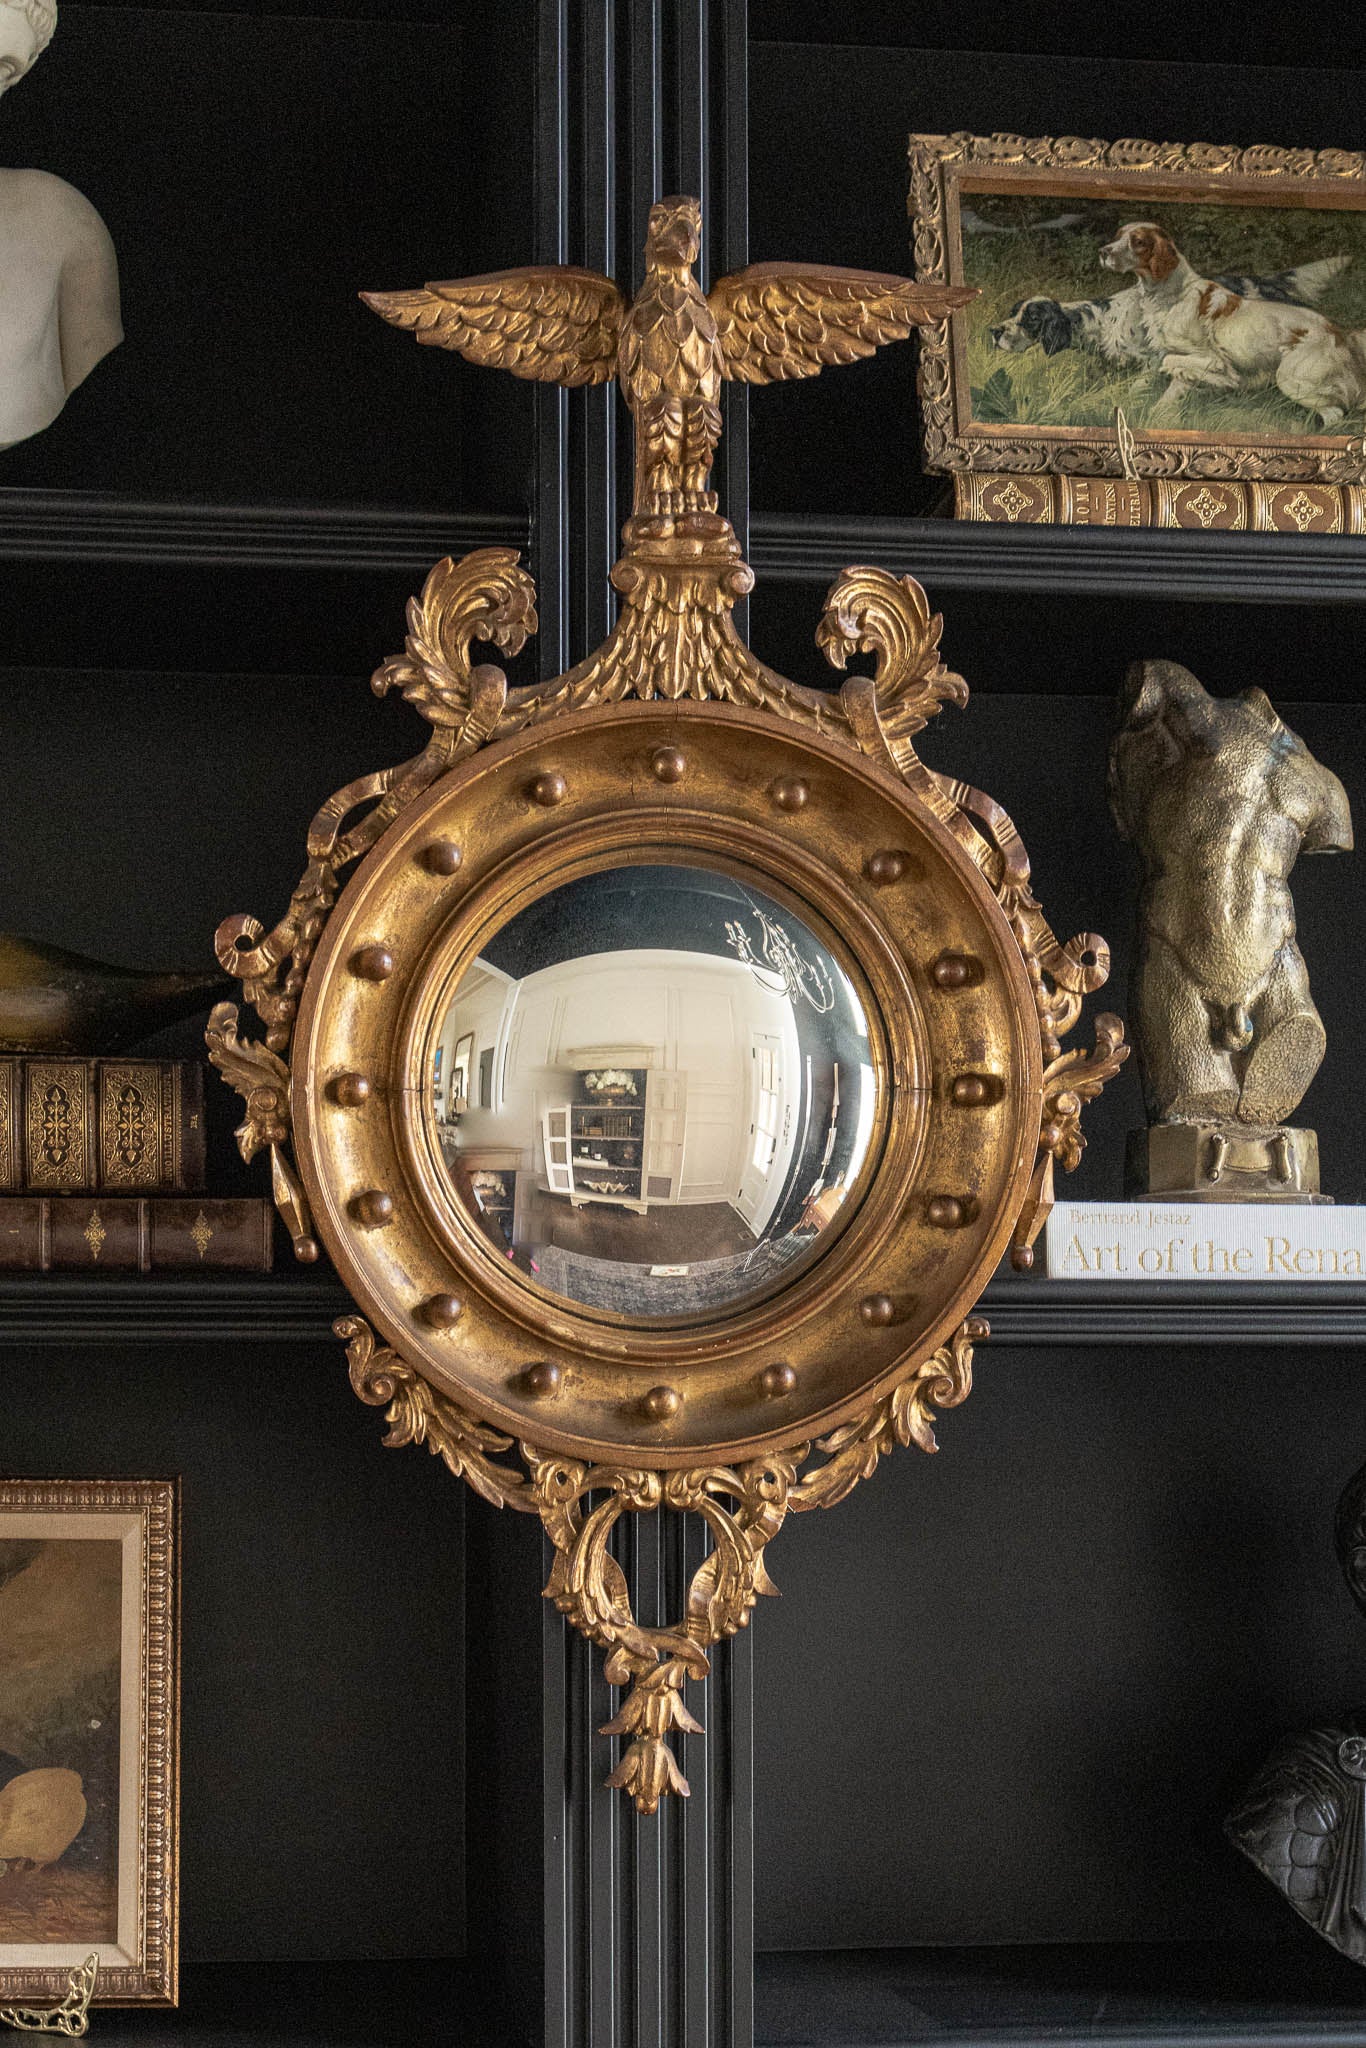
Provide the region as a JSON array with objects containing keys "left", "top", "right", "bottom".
[{"left": 0, "top": 1056, "right": 207, "bottom": 1193}]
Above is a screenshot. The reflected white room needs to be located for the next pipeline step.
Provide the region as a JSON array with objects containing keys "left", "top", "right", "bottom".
[{"left": 431, "top": 864, "right": 879, "bottom": 1317}]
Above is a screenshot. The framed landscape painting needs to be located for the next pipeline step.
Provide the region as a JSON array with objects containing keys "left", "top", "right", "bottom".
[
  {"left": 0, "top": 1481, "right": 178, "bottom": 2007},
  {"left": 909, "top": 134, "right": 1366, "bottom": 483}
]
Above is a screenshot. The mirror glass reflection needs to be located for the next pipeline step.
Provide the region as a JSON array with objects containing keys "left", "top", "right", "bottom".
[{"left": 431, "top": 864, "right": 880, "bottom": 1320}]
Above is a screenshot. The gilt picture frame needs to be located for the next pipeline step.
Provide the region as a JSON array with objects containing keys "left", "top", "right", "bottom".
[
  {"left": 0, "top": 1480, "right": 178, "bottom": 2007},
  {"left": 909, "top": 133, "right": 1366, "bottom": 483}
]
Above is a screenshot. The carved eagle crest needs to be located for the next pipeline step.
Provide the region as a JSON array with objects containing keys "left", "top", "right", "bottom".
[{"left": 363, "top": 194, "right": 972, "bottom": 529}]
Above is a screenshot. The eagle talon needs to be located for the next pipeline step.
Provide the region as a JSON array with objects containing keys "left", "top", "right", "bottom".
[{"left": 676, "top": 511, "right": 731, "bottom": 538}]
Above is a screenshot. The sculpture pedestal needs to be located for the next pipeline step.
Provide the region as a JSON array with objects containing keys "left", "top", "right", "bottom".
[{"left": 1126, "top": 1123, "right": 1329, "bottom": 1204}]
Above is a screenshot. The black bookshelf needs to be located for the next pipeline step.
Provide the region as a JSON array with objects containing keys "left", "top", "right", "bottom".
[{"left": 3, "top": 1271, "right": 1364, "bottom": 1345}]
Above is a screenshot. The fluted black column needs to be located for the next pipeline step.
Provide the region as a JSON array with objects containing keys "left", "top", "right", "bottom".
[{"left": 531, "top": 7, "right": 754, "bottom": 2044}]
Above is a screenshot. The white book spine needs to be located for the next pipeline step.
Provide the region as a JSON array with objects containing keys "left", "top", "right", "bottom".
[{"left": 1045, "top": 1202, "right": 1366, "bottom": 1282}]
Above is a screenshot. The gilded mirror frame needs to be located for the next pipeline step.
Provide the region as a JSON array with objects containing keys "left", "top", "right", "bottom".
[
  {"left": 400, "top": 835, "right": 904, "bottom": 1348},
  {"left": 207, "top": 196, "right": 1127, "bottom": 1809},
  {"left": 289, "top": 697, "right": 1046, "bottom": 1466}
]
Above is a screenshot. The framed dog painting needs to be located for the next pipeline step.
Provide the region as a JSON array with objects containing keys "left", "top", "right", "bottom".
[
  {"left": 909, "top": 134, "right": 1366, "bottom": 483},
  {"left": 0, "top": 1481, "right": 178, "bottom": 2007}
]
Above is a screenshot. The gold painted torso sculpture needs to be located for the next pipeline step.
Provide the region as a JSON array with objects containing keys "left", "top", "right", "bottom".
[
  {"left": 209, "top": 201, "right": 1124, "bottom": 1812},
  {"left": 1109, "top": 659, "right": 1351, "bottom": 1199}
]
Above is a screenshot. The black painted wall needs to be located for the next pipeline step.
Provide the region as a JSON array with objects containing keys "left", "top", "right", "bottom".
[
  {"left": 0, "top": 2, "right": 533, "bottom": 511},
  {"left": 1, "top": 1342, "right": 466, "bottom": 1961},
  {"left": 754, "top": 1343, "right": 1366, "bottom": 1950}
]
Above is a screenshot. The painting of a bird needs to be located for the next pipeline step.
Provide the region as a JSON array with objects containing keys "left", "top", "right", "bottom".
[{"left": 362, "top": 195, "right": 973, "bottom": 530}]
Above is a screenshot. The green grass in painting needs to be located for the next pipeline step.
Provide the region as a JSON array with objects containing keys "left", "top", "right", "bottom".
[{"left": 962, "top": 196, "right": 1366, "bottom": 437}]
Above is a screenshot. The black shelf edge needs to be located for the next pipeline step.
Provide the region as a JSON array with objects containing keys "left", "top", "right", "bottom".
[
  {"left": 979, "top": 1275, "right": 1366, "bottom": 1345},
  {"left": 0, "top": 1272, "right": 352, "bottom": 1341},
  {"left": 0, "top": 1272, "right": 1362, "bottom": 1342},
  {"left": 749, "top": 513, "right": 1366, "bottom": 604},
  {"left": 6, "top": 496, "right": 1366, "bottom": 604},
  {"left": 754, "top": 1940, "right": 1366, "bottom": 2048},
  {"left": 762, "top": 2031, "right": 1366, "bottom": 2048},
  {"left": 761, "top": 2023, "right": 1366, "bottom": 2048},
  {"left": 0, "top": 491, "right": 529, "bottom": 572}
]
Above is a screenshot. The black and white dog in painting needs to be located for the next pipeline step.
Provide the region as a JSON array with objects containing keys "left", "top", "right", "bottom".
[{"left": 989, "top": 255, "right": 1349, "bottom": 364}]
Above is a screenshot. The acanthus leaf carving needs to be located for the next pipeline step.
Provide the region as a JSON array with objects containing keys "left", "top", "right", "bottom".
[
  {"left": 818, "top": 564, "right": 968, "bottom": 746},
  {"left": 371, "top": 546, "right": 532, "bottom": 735},
  {"left": 790, "top": 1317, "right": 980, "bottom": 1512},
  {"left": 339, "top": 1308, "right": 982, "bottom": 1812},
  {"left": 1041, "top": 1012, "right": 1130, "bottom": 1174},
  {"left": 339, "top": 1315, "right": 535, "bottom": 1513},
  {"left": 204, "top": 1001, "right": 290, "bottom": 1163}
]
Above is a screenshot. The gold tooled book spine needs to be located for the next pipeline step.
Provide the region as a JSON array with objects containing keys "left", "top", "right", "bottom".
[
  {"left": 0, "top": 1059, "right": 14, "bottom": 1192},
  {"left": 97, "top": 1060, "right": 205, "bottom": 1190},
  {"left": 24, "top": 1060, "right": 97, "bottom": 1189},
  {"left": 952, "top": 474, "right": 1056, "bottom": 522},
  {"left": 1248, "top": 483, "right": 1366, "bottom": 534},
  {"left": 0, "top": 1057, "right": 207, "bottom": 1192},
  {"left": 0, "top": 1197, "right": 272, "bottom": 1271},
  {"left": 954, "top": 473, "right": 1366, "bottom": 532},
  {"left": 1058, "top": 477, "right": 1149, "bottom": 525}
]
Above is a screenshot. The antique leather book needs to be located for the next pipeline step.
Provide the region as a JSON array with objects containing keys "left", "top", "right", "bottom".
[
  {"left": 0, "top": 1197, "right": 273, "bottom": 1270},
  {"left": 0, "top": 1058, "right": 207, "bottom": 1192},
  {"left": 953, "top": 474, "right": 1366, "bottom": 532}
]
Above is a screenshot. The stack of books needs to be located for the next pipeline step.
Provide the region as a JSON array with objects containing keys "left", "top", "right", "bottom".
[
  {"left": 953, "top": 473, "right": 1366, "bottom": 531},
  {"left": 0, "top": 1057, "right": 272, "bottom": 1271}
]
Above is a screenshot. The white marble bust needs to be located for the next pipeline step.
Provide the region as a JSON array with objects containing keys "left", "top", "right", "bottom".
[{"left": 0, "top": 0, "right": 121, "bottom": 449}]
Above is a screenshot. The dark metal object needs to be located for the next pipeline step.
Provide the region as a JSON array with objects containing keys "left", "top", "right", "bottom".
[
  {"left": 1227, "top": 1461, "right": 1366, "bottom": 1965},
  {"left": 0, "top": 933, "right": 229, "bottom": 1054}
]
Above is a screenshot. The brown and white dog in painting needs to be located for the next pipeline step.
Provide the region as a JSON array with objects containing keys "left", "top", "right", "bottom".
[
  {"left": 1100, "top": 221, "right": 1366, "bottom": 425},
  {"left": 988, "top": 255, "right": 1347, "bottom": 369}
]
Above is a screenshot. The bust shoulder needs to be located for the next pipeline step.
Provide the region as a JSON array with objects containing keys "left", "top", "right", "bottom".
[
  {"left": 0, "top": 165, "right": 121, "bottom": 444},
  {"left": 0, "top": 166, "right": 111, "bottom": 238}
]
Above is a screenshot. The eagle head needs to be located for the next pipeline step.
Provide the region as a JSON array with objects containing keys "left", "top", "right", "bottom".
[{"left": 646, "top": 195, "right": 702, "bottom": 271}]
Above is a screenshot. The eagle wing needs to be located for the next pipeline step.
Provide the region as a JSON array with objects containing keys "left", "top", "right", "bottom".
[
  {"left": 361, "top": 266, "right": 626, "bottom": 387},
  {"left": 708, "top": 262, "right": 975, "bottom": 384}
]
